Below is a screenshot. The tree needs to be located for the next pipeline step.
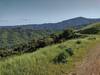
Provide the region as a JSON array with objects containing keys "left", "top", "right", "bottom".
[{"left": 61, "top": 29, "right": 75, "bottom": 40}]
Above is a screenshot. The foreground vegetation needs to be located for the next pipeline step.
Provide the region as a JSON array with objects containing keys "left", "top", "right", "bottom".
[
  {"left": 0, "top": 23, "right": 100, "bottom": 75},
  {"left": 0, "top": 35, "right": 100, "bottom": 75}
]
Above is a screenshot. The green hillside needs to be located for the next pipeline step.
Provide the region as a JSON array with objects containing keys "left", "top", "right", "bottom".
[
  {"left": 79, "top": 23, "right": 100, "bottom": 34},
  {"left": 0, "top": 35, "right": 100, "bottom": 75},
  {"left": 0, "top": 28, "right": 51, "bottom": 48},
  {"left": 0, "top": 22, "right": 100, "bottom": 75}
]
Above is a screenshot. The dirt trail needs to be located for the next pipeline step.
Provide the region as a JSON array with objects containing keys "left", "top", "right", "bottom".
[{"left": 70, "top": 43, "right": 100, "bottom": 75}]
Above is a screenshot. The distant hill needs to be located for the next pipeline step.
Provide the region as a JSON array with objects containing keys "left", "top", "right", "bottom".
[
  {"left": 79, "top": 23, "right": 100, "bottom": 34},
  {"left": 1, "top": 17, "right": 100, "bottom": 30},
  {"left": 0, "top": 17, "right": 100, "bottom": 48}
]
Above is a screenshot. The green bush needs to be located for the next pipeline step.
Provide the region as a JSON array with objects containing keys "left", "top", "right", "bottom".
[
  {"left": 66, "top": 48, "right": 74, "bottom": 56},
  {"left": 76, "top": 40, "right": 82, "bottom": 44},
  {"left": 60, "top": 29, "right": 75, "bottom": 40},
  {"left": 53, "top": 52, "right": 68, "bottom": 64}
]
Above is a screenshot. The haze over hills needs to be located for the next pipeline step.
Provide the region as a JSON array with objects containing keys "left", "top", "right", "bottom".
[{"left": 1, "top": 17, "right": 100, "bottom": 30}]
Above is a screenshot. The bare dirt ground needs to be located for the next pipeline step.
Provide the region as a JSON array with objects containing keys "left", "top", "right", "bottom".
[{"left": 70, "top": 43, "right": 100, "bottom": 75}]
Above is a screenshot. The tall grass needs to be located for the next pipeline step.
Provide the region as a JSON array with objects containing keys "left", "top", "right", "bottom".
[{"left": 0, "top": 35, "right": 100, "bottom": 75}]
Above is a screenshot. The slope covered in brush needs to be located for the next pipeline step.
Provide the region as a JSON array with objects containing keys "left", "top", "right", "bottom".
[
  {"left": 79, "top": 23, "right": 100, "bottom": 34},
  {"left": 0, "top": 35, "right": 100, "bottom": 75},
  {"left": 0, "top": 28, "right": 51, "bottom": 48}
]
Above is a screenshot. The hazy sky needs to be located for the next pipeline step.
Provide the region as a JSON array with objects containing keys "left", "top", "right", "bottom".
[{"left": 0, "top": 0, "right": 100, "bottom": 26}]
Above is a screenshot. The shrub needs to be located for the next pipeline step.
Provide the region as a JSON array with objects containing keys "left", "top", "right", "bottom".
[
  {"left": 53, "top": 52, "right": 68, "bottom": 64},
  {"left": 66, "top": 48, "right": 74, "bottom": 56},
  {"left": 76, "top": 40, "right": 82, "bottom": 44}
]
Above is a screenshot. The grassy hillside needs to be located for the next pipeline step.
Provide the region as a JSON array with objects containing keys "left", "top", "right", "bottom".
[
  {"left": 79, "top": 23, "right": 100, "bottom": 34},
  {"left": 0, "top": 35, "right": 100, "bottom": 75}
]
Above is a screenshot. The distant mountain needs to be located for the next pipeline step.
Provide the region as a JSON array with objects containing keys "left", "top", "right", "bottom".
[
  {"left": 1, "top": 17, "right": 100, "bottom": 30},
  {"left": 0, "top": 17, "right": 100, "bottom": 48}
]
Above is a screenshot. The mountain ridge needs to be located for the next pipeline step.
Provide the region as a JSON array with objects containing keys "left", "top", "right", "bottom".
[{"left": 1, "top": 17, "right": 100, "bottom": 30}]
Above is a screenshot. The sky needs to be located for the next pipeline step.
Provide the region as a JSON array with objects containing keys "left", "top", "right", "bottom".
[{"left": 0, "top": 0, "right": 100, "bottom": 26}]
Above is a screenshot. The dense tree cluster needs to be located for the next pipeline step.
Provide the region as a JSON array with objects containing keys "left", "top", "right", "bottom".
[{"left": 0, "top": 29, "right": 81, "bottom": 58}]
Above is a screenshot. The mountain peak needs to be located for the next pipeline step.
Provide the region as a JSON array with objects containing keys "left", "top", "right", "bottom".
[{"left": 73, "top": 17, "right": 88, "bottom": 20}]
